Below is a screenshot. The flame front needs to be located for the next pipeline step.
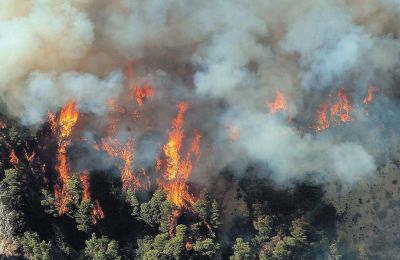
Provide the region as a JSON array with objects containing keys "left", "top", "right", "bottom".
[
  {"left": 158, "top": 102, "right": 201, "bottom": 208},
  {"left": 312, "top": 89, "right": 352, "bottom": 132}
]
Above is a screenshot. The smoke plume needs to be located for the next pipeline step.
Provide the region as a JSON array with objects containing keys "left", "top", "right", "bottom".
[{"left": 2, "top": 0, "right": 400, "bottom": 184}]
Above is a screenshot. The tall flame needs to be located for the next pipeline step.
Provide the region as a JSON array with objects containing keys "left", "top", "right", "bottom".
[
  {"left": 79, "top": 170, "right": 91, "bottom": 202},
  {"left": 58, "top": 102, "right": 79, "bottom": 139},
  {"left": 157, "top": 102, "right": 201, "bottom": 208},
  {"left": 49, "top": 101, "right": 80, "bottom": 215},
  {"left": 79, "top": 170, "right": 105, "bottom": 224},
  {"left": 100, "top": 138, "right": 141, "bottom": 192}
]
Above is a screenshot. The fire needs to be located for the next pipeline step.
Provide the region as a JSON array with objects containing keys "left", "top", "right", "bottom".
[
  {"left": 267, "top": 90, "right": 287, "bottom": 114},
  {"left": 157, "top": 102, "right": 201, "bottom": 208},
  {"left": 57, "top": 102, "right": 79, "bottom": 139},
  {"left": 49, "top": 101, "right": 80, "bottom": 215},
  {"left": 228, "top": 125, "right": 240, "bottom": 143},
  {"left": 100, "top": 138, "right": 141, "bottom": 192},
  {"left": 312, "top": 88, "right": 352, "bottom": 131},
  {"left": 79, "top": 170, "right": 90, "bottom": 202},
  {"left": 363, "top": 86, "right": 379, "bottom": 105},
  {"left": 24, "top": 149, "right": 35, "bottom": 163},
  {"left": 10, "top": 149, "right": 19, "bottom": 166},
  {"left": 135, "top": 85, "right": 154, "bottom": 107},
  {"left": 79, "top": 170, "right": 105, "bottom": 224},
  {"left": 54, "top": 183, "right": 71, "bottom": 216},
  {"left": 185, "top": 242, "right": 193, "bottom": 251},
  {"left": 314, "top": 100, "right": 330, "bottom": 132},
  {"left": 92, "top": 200, "right": 105, "bottom": 224},
  {"left": 0, "top": 120, "right": 7, "bottom": 129}
]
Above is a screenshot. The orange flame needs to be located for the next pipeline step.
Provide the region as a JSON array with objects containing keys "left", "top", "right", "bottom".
[
  {"left": 50, "top": 101, "right": 80, "bottom": 215},
  {"left": 92, "top": 200, "right": 105, "bottom": 224},
  {"left": 10, "top": 149, "right": 19, "bottom": 166},
  {"left": 313, "top": 100, "right": 330, "bottom": 132},
  {"left": 79, "top": 170, "right": 91, "bottom": 202},
  {"left": 363, "top": 86, "right": 379, "bottom": 105},
  {"left": 135, "top": 85, "right": 154, "bottom": 107},
  {"left": 100, "top": 138, "right": 141, "bottom": 192},
  {"left": 54, "top": 183, "right": 71, "bottom": 216},
  {"left": 0, "top": 120, "right": 7, "bottom": 129},
  {"left": 312, "top": 88, "right": 352, "bottom": 131},
  {"left": 57, "top": 102, "right": 79, "bottom": 139},
  {"left": 24, "top": 149, "right": 35, "bottom": 163},
  {"left": 158, "top": 102, "right": 201, "bottom": 208},
  {"left": 267, "top": 90, "right": 287, "bottom": 114}
]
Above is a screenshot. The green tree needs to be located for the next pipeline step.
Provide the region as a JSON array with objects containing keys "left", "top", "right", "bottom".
[
  {"left": 358, "top": 244, "right": 368, "bottom": 260},
  {"left": 84, "top": 233, "right": 121, "bottom": 260},
  {"left": 75, "top": 200, "right": 94, "bottom": 233},
  {"left": 210, "top": 200, "right": 221, "bottom": 228},
  {"left": 1, "top": 168, "right": 25, "bottom": 233},
  {"left": 19, "top": 231, "right": 51, "bottom": 260},
  {"left": 40, "top": 189, "right": 57, "bottom": 217},
  {"left": 290, "top": 218, "right": 310, "bottom": 246},
  {"left": 126, "top": 188, "right": 140, "bottom": 217},
  {"left": 328, "top": 241, "right": 341, "bottom": 260},
  {"left": 140, "top": 189, "right": 173, "bottom": 232},
  {"left": 65, "top": 174, "right": 82, "bottom": 216},
  {"left": 253, "top": 214, "right": 273, "bottom": 245},
  {"left": 193, "top": 238, "right": 221, "bottom": 259},
  {"left": 164, "top": 224, "right": 187, "bottom": 258},
  {"left": 272, "top": 236, "right": 296, "bottom": 260},
  {"left": 230, "top": 238, "right": 255, "bottom": 260}
]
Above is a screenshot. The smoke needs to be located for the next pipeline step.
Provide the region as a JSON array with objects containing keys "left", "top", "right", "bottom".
[{"left": 3, "top": 0, "right": 400, "bottom": 184}]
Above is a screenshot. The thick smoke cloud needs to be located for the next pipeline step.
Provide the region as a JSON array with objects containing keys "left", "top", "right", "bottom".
[{"left": 2, "top": 0, "right": 400, "bottom": 183}]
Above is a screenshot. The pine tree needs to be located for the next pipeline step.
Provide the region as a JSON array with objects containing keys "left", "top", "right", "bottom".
[
  {"left": 20, "top": 231, "right": 51, "bottom": 260},
  {"left": 230, "top": 238, "right": 255, "bottom": 260},
  {"left": 84, "top": 233, "right": 121, "bottom": 260}
]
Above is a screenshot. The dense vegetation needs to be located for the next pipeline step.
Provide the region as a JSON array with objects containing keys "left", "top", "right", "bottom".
[{"left": 0, "top": 119, "right": 358, "bottom": 259}]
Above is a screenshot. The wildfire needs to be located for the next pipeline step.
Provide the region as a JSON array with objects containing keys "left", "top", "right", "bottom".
[
  {"left": 312, "top": 88, "right": 352, "bottom": 131},
  {"left": 54, "top": 183, "right": 71, "bottom": 216},
  {"left": 363, "top": 86, "right": 379, "bottom": 105},
  {"left": 267, "top": 90, "right": 287, "bottom": 114},
  {"left": 10, "top": 149, "right": 20, "bottom": 166},
  {"left": 49, "top": 101, "right": 80, "bottom": 215},
  {"left": 57, "top": 102, "right": 79, "bottom": 139},
  {"left": 0, "top": 120, "right": 6, "bottom": 129},
  {"left": 79, "top": 170, "right": 91, "bottom": 202},
  {"left": 79, "top": 170, "right": 105, "bottom": 224},
  {"left": 157, "top": 102, "right": 201, "bottom": 208},
  {"left": 92, "top": 200, "right": 105, "bottom": 224},
  {"left": 135, "top": 85, "right": 154, "bottom": 107},
  {"left": 100, "top": 138, "right": 141, "bottom": 192}
]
